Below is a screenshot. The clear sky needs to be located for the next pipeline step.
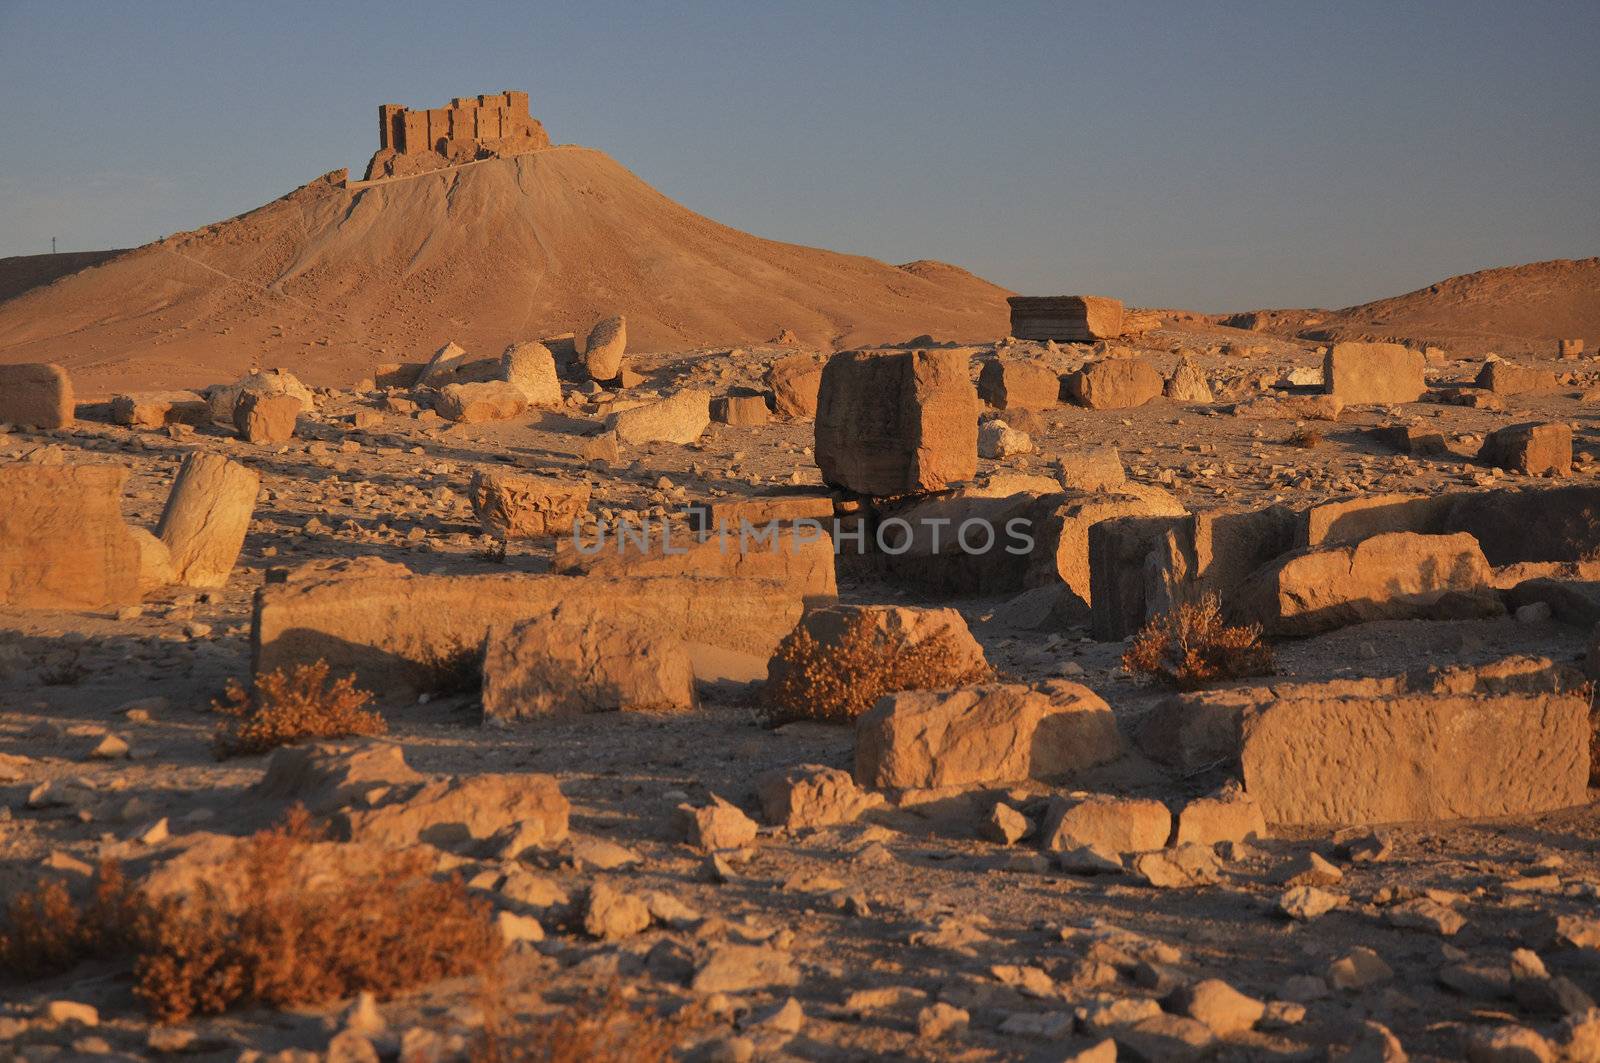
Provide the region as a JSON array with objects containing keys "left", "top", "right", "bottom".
[{"left": 0, "top": 0, "right": 1595, "bottom": 312}]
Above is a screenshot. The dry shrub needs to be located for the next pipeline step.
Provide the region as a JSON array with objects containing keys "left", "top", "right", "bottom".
[
  {"left": 764, "top": 612, "right": 989, "bottom": 724},
  {"left": 1124, "top": 594, "right": 1275, "bottom": 689},
  {"left": 134, "top": 807, "right": 501, "bottom": 1024},
  {"left": 0, "top": 861, "right": 143, "bottom": 979},
  {"left": 1286, "top": 425, "right": 1323, "bottom": 448},
  {"left": 1, "top": 811, "right": 500, "bottom": 1025},
  {"left": 213, "top": 660, "right": 386, "bottom": 757},
  {"left": 477, "top": 986, "right": 698, "bottom": 1063}
]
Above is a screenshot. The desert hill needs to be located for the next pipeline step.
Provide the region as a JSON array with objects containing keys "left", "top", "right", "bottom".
[
  {"left": 1220, "top": 257, "right": 1599, "bottom": 357},
  {"left": 0, "top": 250, "right": 126, "bottom": 304},
  {"left": 0, "top": 147, "right": 1012, "bottom": 396}
]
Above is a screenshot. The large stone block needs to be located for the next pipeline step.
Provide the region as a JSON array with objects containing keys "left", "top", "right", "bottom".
[
  {"left": 977, "top": 358, "right": 1060, "bottom": 410},
  {"left": 1445, "top": 484, "right": 1600, "bottom": 565},
  {"left": 0, "top": 363, "right": 73, "bottom": 428},
  {"left": 436, "top": 380, "right": 528, "bottom": 423},
  {"left": 1322, "top": 343, "right": 1425, "bottom": 405},
  {"left": 1478, "top": 422, "right": 1572, "bottom": 476},
  {"left": 234, "top": 391, "right": 300, "bottom": 444},
  {"left": 1088, "top": 513, "right": 1190, "bottom": 640},
  {"left": 1006, "top": 295, "right": 1124, "bottom": 342},
  {"left": 1039, "top": 794, "right": 1171, "bottom": 854},
  {"left": 711, "top": 391, "right": 771, "bottom": 426},
  {"left": 584, "top": 316, "right": 626, "bottom": 381},
  {"left": 686, "top": 490, "right": 836, "bottom": 534},
  {"left": 1236, "top": 531, "right": 1493, "bottom": 635},
  {"left": 469, "top": 468, "right": 590, "bottom": 540},
  {"left": 206, "top": 369, "right": 312, "bottom": 424},
  {"left": 110, "top": 391, "right": 208, "bottom": 429},
  {"left": 555, "top": 522, "right": 837, "bottom": 600},
  {"left": 853, "top": 681, "right": 1123, "bottom": 790},
  {"left": 814, "top": 348, "right": 978, "bottom": 496},
  {"left": 603, "top": 390, "right": 710, "bottom": 445},
  {"left": 1064, "top": 357, "right": 1163, "bottom": 410},
  {"left": 1240, "top": 692, "right": 1589, "bottom": 826},
  {"left": 481, "top": 607, "right": 695, "bottom": 721},
  {"left": 1476, "top": 360, "right": 1559, "bottom": 395},
  {"left": 501, "top": 341, "right": 561, "bottom": 406},
  {"left": 1137, "top": 657, "right": 1569, "bottom": 774},
  {"left": 1034, "top": 487, "right": 1187, "bottom": 607},
  {"left": 1299, "top": 493, "right": 1454, "bottom": 549},
  {"left": 251, "top": 559, "right": 812, "bottom": 694},
  {"left": 0, "top": 463, "right": 140, "bottom": 609},
  {"left": 765, "top": 355, "right": 824, "bottom": 418},
  {"left": 155, "top": 453, "right": 260, "bottom": 589}
]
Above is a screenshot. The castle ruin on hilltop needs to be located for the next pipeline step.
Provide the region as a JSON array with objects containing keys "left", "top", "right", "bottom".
[{"left": 363, "top": 91, "right": 551, "bottom": 180}]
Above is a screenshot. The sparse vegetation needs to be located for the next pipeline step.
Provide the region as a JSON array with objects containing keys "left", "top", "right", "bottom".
[
  {"left": 477, "top": 985, "right": 699, "bottom": 1063},
  {"left": 0, "top": 861, "right": 143, "bottom": 979},
  {"left": 1123, "top": 594, "right": 1275, "bottom": 689},
  {"left": 134, "top": 807, "right": 500, "bottom": 1023},
  {"left": 212, "top": 660, "right": 386, "bottom": 757},
  {"left": 0, "top": 810, "right": 500, "bottom": 1025},
  {"left": 764, "top": 612, "right": 989, "bottom": 724},
  {"left": 1286, "top": 424, "right": 1323, "bottom": 448}
]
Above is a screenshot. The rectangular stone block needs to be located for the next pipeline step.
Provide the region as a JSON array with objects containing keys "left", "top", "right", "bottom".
[
  {"left": 1006, "top": 296, "right": 1123, "bottom": 342},
  {"left": 1299, "top": 492, "right": 1455, "bottom": 548},
  {"left": 1240, "top": 692, "right": 1589, "bottom": 826},
  {"left": 553, "top": 524, "right": 838, "bottom": 600},
  {"left": 686, "top": 491, "right": 837, "bottom": 533},
  {"left": 814, "top": 348, "right": 978, "bottom": 496},
  {"left": 1088, "top": 514, "right": 1187, "bottom": 640},
  {"left": 1478, "top": 421, "right": 1572, "bottom": 476},
  {"left": 1322, "top": 342, "right": 1425, "bottom": 405},
  {"left": 0, "top": 363, "right": 74, "bottom": 428},
  {"left": 251, "top": 560, "right": 812, "bottom": 694},
  {"left": 0, "top": 464, "right": 140, "bottom": 609}
]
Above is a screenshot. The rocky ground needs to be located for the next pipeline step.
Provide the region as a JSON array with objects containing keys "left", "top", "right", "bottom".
[{"left": 2, "top": 324, "right": 1599, "bottom": 1062}]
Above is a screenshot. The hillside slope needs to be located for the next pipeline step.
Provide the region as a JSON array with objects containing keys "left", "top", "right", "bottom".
[
  {"left": 0, "top": 148, "right": 1012, "bottom": 394},
  {"left": 1221, "top": 257, "right": 1599, "bottom": 356}
]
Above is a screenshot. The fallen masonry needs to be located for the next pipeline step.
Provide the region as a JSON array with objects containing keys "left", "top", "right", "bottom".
[{"left": 251, "top": 559, "right": 822, "bottom": 694}]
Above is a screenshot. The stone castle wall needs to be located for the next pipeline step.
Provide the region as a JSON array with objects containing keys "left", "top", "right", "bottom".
[{"left": 364, "top": 91, "right": 550, "bottom": 180}]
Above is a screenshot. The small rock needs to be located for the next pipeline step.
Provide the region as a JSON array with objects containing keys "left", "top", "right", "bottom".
[
  {"left": 983, "top": 802, "right": 1031, "bottom": 845},
  {"left": 916, "top": 1002, "right": 970, "bottom": 1040},
  {"left": 1280, "top": 850, "right": 1343, "bottom": 886},
  {"left": 1328, "top": 947, "right": 1394, "bottom": 991},
  {"left": 43, "top": 1001, "right": 98, "bottom": 1026},
  {"left": 675, "top": 795, "right": 759, "bottom": 852},
  {"left": 495, "top": 910, "right": 545, "bottom": 944},
  {"left": 1386, "top": 897, "right": 1465, "bottom": 936},
  {"left": 583, "top": 881, "right": 651, "bottom": 940},
  {"left": 1169, "top": 977, "right": 1265, "bottom": 1035},
  {"left": 1279, "top": 885, "right": 1344, "bottom": 920}
]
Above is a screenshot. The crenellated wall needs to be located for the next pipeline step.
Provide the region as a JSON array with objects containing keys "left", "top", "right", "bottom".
[{"left": 365, "top": 91, "right": 549, "bottom": 179}]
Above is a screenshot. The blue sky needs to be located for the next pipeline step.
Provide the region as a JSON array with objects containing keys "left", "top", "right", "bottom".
[{"left": 0, "top": 0, "right": 1595, "bottom": 311}]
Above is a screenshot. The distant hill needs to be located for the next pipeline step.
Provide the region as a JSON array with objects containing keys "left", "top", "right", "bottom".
[
  {"left": 1219, "top": 258, "right": 1600, "bottom": 357},
  {"left": 0, "top": 147, "right": 1012, "bottom": 395},
  {"left": 0, "top": 250, "right": 126, "bottom": 304}
]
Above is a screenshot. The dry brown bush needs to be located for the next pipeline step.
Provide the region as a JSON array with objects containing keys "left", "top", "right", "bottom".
[
  {"left": 764, "top": 612, "right": 989, "bottom": 725},
  {"left": 476, "top": 985, "right": 699, "bottom": 1063},
  {"left": 213, "top": 660, "right": 386, "bottom": 757},
  {"left": 0, "top": 861, "right": 142, "bottom": 979},
  {"left": 1124, "top": 594, "right": 1275, "bottom": 689},
  {"left": 1, "top": 810, "right": 500, "bottom": 1025},
  {"left": 134, "top": 807, "right": 501, "bottom": 1023}
]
